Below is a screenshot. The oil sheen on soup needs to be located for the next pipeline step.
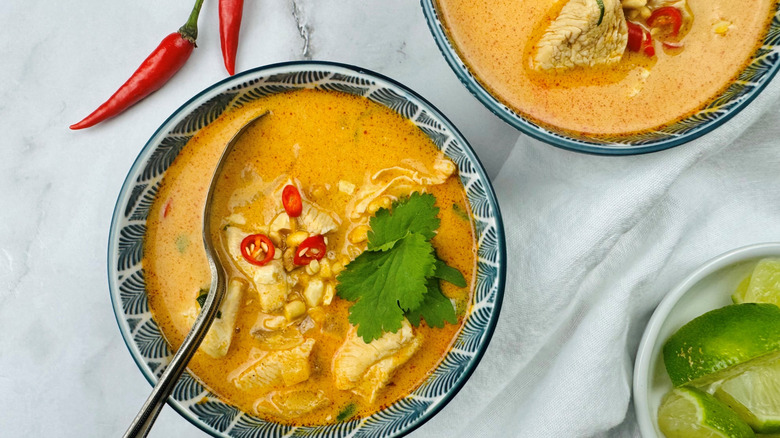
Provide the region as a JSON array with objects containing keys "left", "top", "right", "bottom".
[
  {"left": 143, "top": 89, "right": 476, "bottom": 425},
  {"left": 436, "top": 0, "right": 776, "bottom": 135}
]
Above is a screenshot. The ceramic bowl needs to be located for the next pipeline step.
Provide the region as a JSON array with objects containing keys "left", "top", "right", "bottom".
[
  {"left": 421, "top": 0, "right": 780, "bottom": 155},
  {"left": 107, "top": 61, "right": 507, "bottom": 437},
  {"left": 633, "top": 242, "right": 780, "bottom": 437}
]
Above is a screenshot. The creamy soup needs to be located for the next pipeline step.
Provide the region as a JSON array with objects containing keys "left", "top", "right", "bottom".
[
  {"left": 143, "top": 89, "right": 476, "bottom": 424},
  {"left": 436, "top": 0, "right": 776, "bottom": 136}
]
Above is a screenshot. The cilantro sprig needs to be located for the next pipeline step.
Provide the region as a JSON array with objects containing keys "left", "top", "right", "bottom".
[{"left": 336, "top": 192, "right": 467, "bottom": 342}]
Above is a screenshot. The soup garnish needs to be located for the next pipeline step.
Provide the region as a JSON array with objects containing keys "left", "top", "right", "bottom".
[
  {"left": 336, "top": 192, "right": 464, "bottom": 342},
  {"left": 144, "top": 89, "right": 476, "bottom": 424}
]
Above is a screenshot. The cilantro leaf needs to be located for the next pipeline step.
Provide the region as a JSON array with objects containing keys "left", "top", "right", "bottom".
[
  {"left": 337, "top": 233, "right": 436, "bottom": 342},
  {"left": 406, "top": 278, "right": 457, "bottom": 328},
  {"left": 196, "top": 288, "right": 221, "bottom": 319},
  {"left": 367, "top": 192, "right": 440, "bottom": 251},
  {"left": 434, "top": 258, "right": 467, "bottom": 288}
]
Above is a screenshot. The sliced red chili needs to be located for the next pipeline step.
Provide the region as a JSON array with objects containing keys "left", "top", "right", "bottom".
[
  {"left": 282, "top": 185, "right": 303, "bottom": 218},
  {"left": 626, "top": 21, "right": 644, "bottom": 52},
  {"left": 294, "top": 235, "right": 327, "bottom": 266},
  {"left": 647, "top": 6, "right": 683, "bottom": 37},
  {"left": 643, "top": 31, "right": 656, "bottom": 57},
  {"left": 240, "top": 234, "right": 275, "bottom": 267},
  {"left": 627, "top": 21, "right": 655, "bottom": 57}
]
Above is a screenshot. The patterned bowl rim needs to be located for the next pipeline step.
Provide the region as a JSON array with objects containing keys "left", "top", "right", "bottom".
[
  {"left": 420, "top": 0, "right": 780, "bottom": 155},
  {"left": 108, "top": 60, "right": 507, "bottom": 437}
]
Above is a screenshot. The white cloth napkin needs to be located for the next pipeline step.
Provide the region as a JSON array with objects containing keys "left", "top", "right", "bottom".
[{"left": 416, "top": 79, "right": 780, "bottom": 437}]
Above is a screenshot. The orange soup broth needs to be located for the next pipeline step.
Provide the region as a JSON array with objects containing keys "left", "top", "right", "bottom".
[
  {"left": 143, "top": 89, "right": 477, "bottom": 424},
  {"left": 436, "top": 0, "right": 776, "bottom": 135}
]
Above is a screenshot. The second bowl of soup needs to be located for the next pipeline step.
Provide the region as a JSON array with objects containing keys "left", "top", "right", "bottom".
[
  {"left": 108, "top": 61, "right": 505, "bottom": 437},
  {"left": 423, "top": 0, "right": 780, "bottom": 154}
]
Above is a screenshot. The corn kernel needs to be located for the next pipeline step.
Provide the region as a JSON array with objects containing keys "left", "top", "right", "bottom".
[
  {"left": 348, "top": 225, "right": 370, "bottom": 244},
  {"left": 305, "top": 259, "right": 321, "bottom": 275},
  {"left": 283, "top": 248, "right": 295, "bottom": 272},
  {"left": 323, "top": 283, "right": 335, "bottom": 306},
  {"left": 640, "top": 6, "right": 652, "bottom": 19},
  {"left": 284, "top": 300, "right": 306, "bottom": 321},
  {"left": 319, "top": 258, "right": 332, "bottom": 278},
  {"left": 338, "top": 180, "right": 356, "bottom": 195},
  {"left": 622, "top": 0, "right": 646, "bottom": 9},
  {"left": 713, "top": 20, "right": 732, "bottom": 35},
  {"left": 287, "top": 230, "right": 310, "bottom": 248},
  {"left": 331, "top": 262, "right": 344, "bottom": 275}
]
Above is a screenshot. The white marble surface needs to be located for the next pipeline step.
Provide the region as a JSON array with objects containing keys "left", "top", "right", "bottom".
[{"left": 0, "top": 0, "right": 517, "bottom": 436}]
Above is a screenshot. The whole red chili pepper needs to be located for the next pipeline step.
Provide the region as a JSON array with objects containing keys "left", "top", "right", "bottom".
[
  {"left": 70, "top": 0, "right": 205, "bottom": 130},
  {"left": 219, "top": 0, "right": 244, "bottom": 75}
]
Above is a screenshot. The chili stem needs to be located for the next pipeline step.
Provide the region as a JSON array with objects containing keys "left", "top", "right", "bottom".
[{"left": 179, "top": 0, "right": 205, "bottom": 41}]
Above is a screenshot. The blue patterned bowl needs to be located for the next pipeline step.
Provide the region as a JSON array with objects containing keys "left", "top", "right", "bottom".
[
  {"left": 108, "top": 61, "right": 506, "bottom": 437},
  {"left": 421, "top": 0, "right": 780, "bottom": 155}
]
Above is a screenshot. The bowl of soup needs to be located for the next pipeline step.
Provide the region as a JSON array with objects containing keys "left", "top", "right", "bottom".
[
  {"left": 422, "top": 0, "right": 780, "bottom": 154},
  {"left": 108, "top": 61, "right": 506, "bottom": 437}
]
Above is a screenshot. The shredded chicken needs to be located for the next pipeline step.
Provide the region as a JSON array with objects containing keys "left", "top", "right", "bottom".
[
  {"left": 332, "top": 320, "right": 423, "bottom": 403},
  {"left": 534, "top": 0, "right": 628, "bottom": 71},
  {"left": 299, "top": 202, "right": 340, "bottom": 235},
  {"left": 234, "top": 338, "right": 315, "bottom": 391},
  {"left": 254, "top": 389, "right": 331, "bottom": 419},
  {"left": 182, "top": 279, "right": 245, "bottom": 358}
]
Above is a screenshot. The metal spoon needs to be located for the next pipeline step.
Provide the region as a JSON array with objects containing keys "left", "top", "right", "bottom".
[{"left": 123, "top": 111, "right": 269, "bottom": 438}]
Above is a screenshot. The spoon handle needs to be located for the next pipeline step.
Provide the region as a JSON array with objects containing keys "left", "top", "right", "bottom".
[
  {"left": 122, "top": 266, "right": 226, "bottom": 438},
  {"left": 122, "top": 111, "right": 267, "bottom": 438}
]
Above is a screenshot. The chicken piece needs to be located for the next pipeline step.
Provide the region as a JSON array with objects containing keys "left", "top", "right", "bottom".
[
  {"left": 332, "top": 320, "right": 423, "bottom": 403},
  {"left": 183, "top": 279, "right": 245, "bottom": 358},
  {"left": 235, "top": 338, "right": 315, "bottom": 391},
  {"left": 299, "top": 202, "right": 339, "bottom": 235},
  {"left": 254, "top": 389, "right": 331, "bottom": 419},
  {"left": 533, "top": 0, "right": 628, "bottom": 71},
  {"left": 225, "top": 226, "right": 289, "bottom": 312}
]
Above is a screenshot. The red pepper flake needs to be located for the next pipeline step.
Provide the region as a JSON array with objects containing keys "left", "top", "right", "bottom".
[{"left": 163, "top": 200, "right": 173, "bottom": 218}]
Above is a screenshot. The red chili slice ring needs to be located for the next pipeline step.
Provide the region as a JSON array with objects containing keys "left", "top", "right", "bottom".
[
  {"left": 282, "top": 185, "right": 303, "bottom": 217},
  {"left": 626, "top": 21, "right": 644, "bottom": 52},
  {"left": 240, "top": 234, "right": 275, "bottom": 266},
  {"left": 643, "top": 30, "right": 656, "bottom": 57},
  {"left": 294, "top": 234, "right": 327, "bottom": 266},
  {"left": 647, "top": 6, "right": 683, "bottom": 37}
]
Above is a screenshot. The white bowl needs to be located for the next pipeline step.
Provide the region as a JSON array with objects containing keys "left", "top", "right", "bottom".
[{"left": 633, "top": 242, "right": 780, "bottom": 437}]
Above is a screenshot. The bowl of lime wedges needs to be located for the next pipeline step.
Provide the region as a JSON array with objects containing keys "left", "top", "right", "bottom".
[{"left": 634, "top": 243, "right": 780, "bottom": 438}]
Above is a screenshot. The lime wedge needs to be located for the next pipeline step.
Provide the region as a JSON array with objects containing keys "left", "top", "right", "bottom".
[
  {"left": 715, "top": 358, "right": 780, "bottom": 433},
  {"left": 733, "top": 259, "right": 780, "bottom": 306},
  {"left": 733, "top": 276, "right": 752, "bottom": 304},
  {"left": 663, "top": 303, "right": 780, "bottom": 387},
  {"left": 658, "top": 387, "right": 755, "bottom": 438}
]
